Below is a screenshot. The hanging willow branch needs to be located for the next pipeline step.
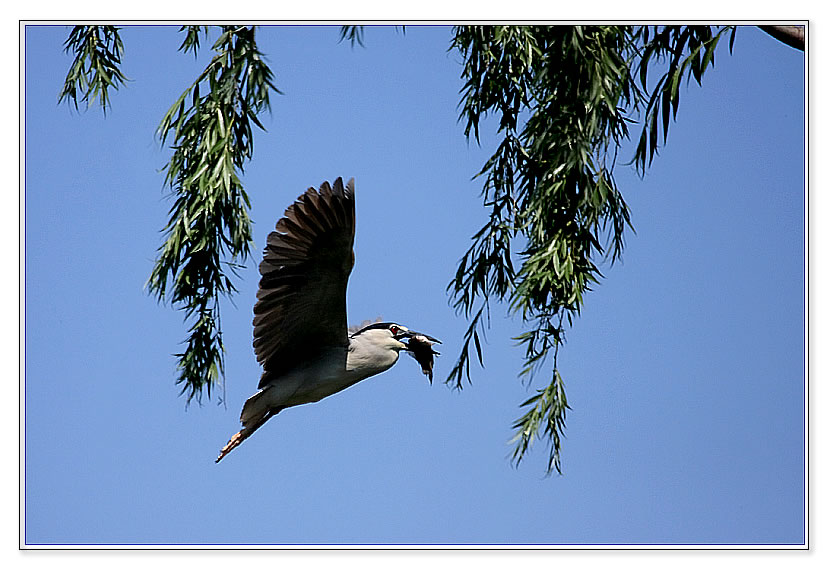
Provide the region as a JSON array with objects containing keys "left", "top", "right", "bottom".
[
  {"left": 58, "top": 25, "right": 127, "bottom": 113},
  {"left": 147, "top": 25, "right": 278, "bottom": 403},
  {"left": 448, "top": 25, "right": 735, "bottom": 474}
]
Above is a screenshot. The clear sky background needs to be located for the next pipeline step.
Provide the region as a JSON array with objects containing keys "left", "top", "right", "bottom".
[{"left": 23, "top": 24, "right": 804, "bottom": 546}]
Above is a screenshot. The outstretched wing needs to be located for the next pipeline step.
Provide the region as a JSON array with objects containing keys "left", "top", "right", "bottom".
[{"left": 253, "top": 178, "right": 356, "bottom": 388}]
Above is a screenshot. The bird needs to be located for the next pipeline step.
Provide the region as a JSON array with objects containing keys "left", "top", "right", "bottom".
[{"left": 216, "top": 177, "right": 440, "bottom": 463}]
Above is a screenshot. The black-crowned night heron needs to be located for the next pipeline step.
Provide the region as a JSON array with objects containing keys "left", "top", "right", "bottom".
[{"left": 217, "top": 178, "right": 440, "bottom": 462}]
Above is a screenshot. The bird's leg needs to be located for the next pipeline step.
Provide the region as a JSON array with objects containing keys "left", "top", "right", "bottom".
[{"left": 215, "top": 407, "right": 281, "bottom": 463}]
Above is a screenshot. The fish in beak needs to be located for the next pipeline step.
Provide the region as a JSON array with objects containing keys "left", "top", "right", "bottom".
[{"left": 395, "top": 328, "right": 441, "bottom": 383}]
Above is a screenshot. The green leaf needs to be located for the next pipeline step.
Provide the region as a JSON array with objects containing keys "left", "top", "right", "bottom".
[{"left": 473, "top": 330, "right": 484, "bottom": 366}]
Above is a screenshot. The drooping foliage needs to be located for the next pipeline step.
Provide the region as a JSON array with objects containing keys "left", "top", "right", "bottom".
[
  {"left": 147, "top": 26, "right": 278, "bottom": 403},
  {"left": 446, "top": 25, "right": 735, "bottom": 473},
  {"left": 58, "top": 25, "right": 127, "bottom": 113}
]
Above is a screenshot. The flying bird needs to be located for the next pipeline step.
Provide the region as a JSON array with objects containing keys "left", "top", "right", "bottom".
[{"left": 217, "top": 178, "right": 440, "bottom": 462}]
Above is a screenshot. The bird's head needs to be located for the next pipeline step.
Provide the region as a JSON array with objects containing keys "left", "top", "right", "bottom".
[{"left": 350, "top": 321, "right": 441, "bottom": 382}]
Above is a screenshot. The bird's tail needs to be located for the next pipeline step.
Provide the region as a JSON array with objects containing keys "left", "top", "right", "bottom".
[{"left": 215, "top": 407, "right": 280, "bottom": 463}]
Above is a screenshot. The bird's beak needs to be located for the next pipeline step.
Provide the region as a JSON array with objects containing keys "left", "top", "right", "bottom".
[{"left": 395, "top": 329, "right": 441, "bottom": 345}]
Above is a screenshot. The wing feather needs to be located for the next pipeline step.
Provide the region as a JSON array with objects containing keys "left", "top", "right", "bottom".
[{"left": 253, "top": 177, "right": 356, "bottom": 388}]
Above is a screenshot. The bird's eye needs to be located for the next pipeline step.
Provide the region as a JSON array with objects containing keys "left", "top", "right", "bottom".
[{"left": 390, "top": 325, "right": 399, "bottom": 335}]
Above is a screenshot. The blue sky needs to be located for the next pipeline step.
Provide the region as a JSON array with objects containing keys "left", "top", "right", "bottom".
[{"left": 23, "top": 24, "right": 805, "bottom": 546}]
